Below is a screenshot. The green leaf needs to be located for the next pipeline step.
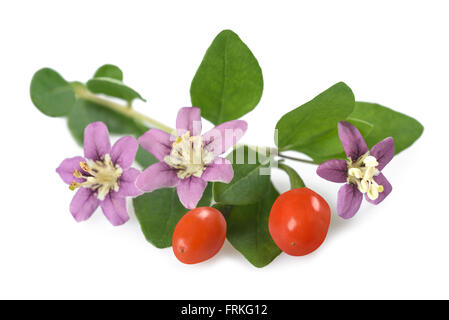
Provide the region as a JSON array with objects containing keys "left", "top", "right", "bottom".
[
  {"left": 351, "top": 102, "right": 424, "bottom": 155},
  {"left": 277, "top": 163, "right": 305, "bottom": 189},
  {"left": 275, "top": 82, "right": 355, "bottom": 152},
  {"left": 133, "top": 184, "right": 213, "bottom": 249},
  {"left": 225, "top": 182, "right": 282, "bottom": 268},
  {"left": 212, "top": 203, "right": 233, "bottom": 219},
  {"left": 94, "top": 64, "right": 123, "bottom": 81},
  {"left": 190, "top": 29, "right": 263, "bottom": 125},
  {"left": 281, "top": 101, "right": 423, "bottom": 163},
  {"left": 30, "top": 68, "right": 157, "bottom": 169},
  {"left": 30, "top": 68, "right": 76, "bottom": 117},
  {"left": 135, "top": 146, "right": 158, "bottom": 169},
  {"left": 298, "top": 118, "right": 373, "bottom": 162},
  {"left": 213, "top": 146, "right": 271, "bottom": 205},
  {"left": 86, "top": 77, "right": 145, "bottom": 103}
]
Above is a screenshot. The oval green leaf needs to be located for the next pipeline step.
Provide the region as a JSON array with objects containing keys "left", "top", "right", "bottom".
[
  {"left": 275, "top": 82, "right": 355, "bottom": 152},
  {"left": 213, "top": 146, "right": 271, "bottom": 205},
  {"left": 86, "top": 77, "right": 145, "bottom": 103},
  {"left": 225, "top": 183, "right": 282, "bottom": 268},
  {"left": 352, "top": 102, "right": 424, "bottom": 155},
  {"left": 190, "top": 30, "right": 263, "bottom": 125},
  {"left": 133, "top": 184, "right": 213, "bottom": 249},
  {"left": 30, "top": 68, "right": 76, "bottom": 117},
  {"left": 94, "top": 64, "right": 123, "bottom": 81}
]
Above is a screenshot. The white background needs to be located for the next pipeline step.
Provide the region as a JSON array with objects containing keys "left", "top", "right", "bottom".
[{"left": 1, "top": 0, "right": 447, "bottom": 299}]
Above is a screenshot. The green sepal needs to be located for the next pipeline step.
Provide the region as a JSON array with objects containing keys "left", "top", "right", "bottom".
[{"left": 277, "top": 163, "right": 305, "bottom": 189}]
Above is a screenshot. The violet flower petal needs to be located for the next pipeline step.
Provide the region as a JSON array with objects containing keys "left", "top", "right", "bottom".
[
  {"left": 101, "top": 193, "right": 129, "bottom": 226},
  {"left": 177, "top": 177, "right": 207, "bottom": 209},
  {"left": 337, "top": 183, "right": 363, "bottom": 219},
  {"left": 138, "top": 129, "right": 174, "bottom": 162},
  {"left": 365, "top": 173, "right": 392, "bottom": 205},
  {"left": 70, "top": 188, "right": 100, "bottom": 222},
  {"left": 202, "top": 120, "right": 248, "bottom": 155},
  {"left": 56, "top": 156, "right": 86, "bottom": 184},
  {"left": 111, "top": 136, "right": 138, "bottom": 170},
  {"left": 338, "top": 121, "right": 369, "bottom": 160},
  {"left": 84, "top": 122, "right": 111, "bottom": 161},
  {"left": 316, "top": 159, "right": 348, "bottom": 183},
  {"left": 135, "top": 162, "right": 179, "bottom": 192},
  {"left": 370, "top": 137, "right": 395, "bottom": 171},
  {"left": 201, "top": 158, "right": 234, "bottom": 183},
  {"left": 176, "top": 107, "right": 202, "bottom": 136},
  {"left": 116, "top": 168, "right": 142, "bottom": 197}
]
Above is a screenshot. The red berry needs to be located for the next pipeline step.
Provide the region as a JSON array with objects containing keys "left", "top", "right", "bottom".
[
  {"left": 172, "top": 207, "right": 226, "bottom": 264},
  {"left": 269, "top": 188, "right": 331, "bottom": 256}
]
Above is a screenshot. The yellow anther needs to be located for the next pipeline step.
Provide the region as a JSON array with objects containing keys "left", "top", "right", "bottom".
[
  {"left": 69, "top": 181, "right": 80, "bottom": 191},
  {"left": 73, "top": 170, "right": 82, "bottom": 178},
  {"left": 80, "top": 161, "right": 90, "bottom": 172},
  {"left": 378, "top": 185, "right": 384, "bottom": 193},
  {"left": 174, "top": 136, "right": 183, "bottom": 145}
]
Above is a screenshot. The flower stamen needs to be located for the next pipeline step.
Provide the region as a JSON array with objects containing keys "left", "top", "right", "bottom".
[
  {"left": 68, "top": 154, "right": 122, "bottom": 200},
  {"left": 347, "top": 152, "right": 383, "bottom": 200},
  {"left": 69, "top": 181, "right": 81, "bottom": 191},
  {"left": 164, "top": 131, "right": 214, "bottom": 179},
  {"left": 73, "top": 170, "right": 83, "bottom": 178}
]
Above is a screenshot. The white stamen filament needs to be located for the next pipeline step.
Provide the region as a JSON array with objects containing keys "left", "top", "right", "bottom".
[
  {"left": 164, "top": 131, "right": 214, "bottom": 179},
  {"left": 69, "top": 154, "right": 122, "bottom": 201},
  {"left": 363, "top": 155, "right": 379, "bottom": 167},
  {"left": 347, "top": 152, "right": 383, "bottom": 200},
  {"left": 348, "top": 168, "right": 363, "bottom": 179}
]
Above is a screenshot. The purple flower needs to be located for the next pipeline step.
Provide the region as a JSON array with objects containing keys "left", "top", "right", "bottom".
[
  {"left": 56, "top": 122, "right": 141, "bottom": 226},
  {"left": 316, "top": 121, "right": 394, "bottom": 219},
  {"left": 136, "top": 107, "right": 247, "bottom": 209}
]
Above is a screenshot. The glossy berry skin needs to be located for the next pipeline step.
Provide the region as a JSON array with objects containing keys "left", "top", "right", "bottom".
[
  {"left": 172, "top": 207, "right": 226, "bottom": 264},
  {"left": 269, "top": 188, "right": 331, "bottom": 256}
]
